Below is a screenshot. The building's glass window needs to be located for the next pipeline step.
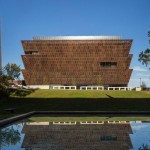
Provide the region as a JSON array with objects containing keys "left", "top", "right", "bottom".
[
  {"left": 32, "top": 51, "right": 39, "bottom": 55},
  {"left": 100, "top": 135, "right": 117, "bottom": 141},
  {"left": 25, "top": 51, "right": 39, "bottom": 55},
  {"left": 100, "top": 62, "right": 117, "bottom": 68}
]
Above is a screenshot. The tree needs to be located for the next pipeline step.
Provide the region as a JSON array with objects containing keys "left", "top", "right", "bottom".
[
  {"left": 0, "top": 63, "right": 21, "bottom": 97},
  {"left": 42, "top": 76, "right": 49, "bottom": 84},
  {"left": 4, "top": 63, "right": 21, "bottom": 80},
  {"left": 138, "top": 49, "right": 150, "bottom": 68},
  {"left": 71, "top": 78, "right": 77, "bottom": 86},
  {"left": 95, "top": 75, "right": 103, "bottom": 85},
  {"left": 138, "top": 144, "right": 149, "bottom": 150},
  {"left": 138, "top": 29, "right": 150, "bottom": 69},
  {"left": 141, "top": 81, "right": 147, "bottom": 88},
  {"left": 0, "top": 125, "right": 21, "bottom": 147},
  {"left": 0, "top": 67, "right": 10, "bottom": 96}
]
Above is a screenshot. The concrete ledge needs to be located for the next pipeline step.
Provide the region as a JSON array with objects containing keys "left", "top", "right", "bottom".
[
  {"left": 34, "top": 111, "right": 150, "bottom": 115},
  {"left": 0, "top": 111, "right": 35, "bottom": 127},
  {"left": 1, "top": 111, "right": 150, "bottom": 127}
]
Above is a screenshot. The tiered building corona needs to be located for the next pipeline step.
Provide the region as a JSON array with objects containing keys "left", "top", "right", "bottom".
[{"left": 21, "top": 36, "right": 133, "bottom": 88}]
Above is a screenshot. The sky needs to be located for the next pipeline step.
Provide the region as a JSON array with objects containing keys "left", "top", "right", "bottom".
[{"left": 0, "top": 0, "right": 150, "bottom": 87}]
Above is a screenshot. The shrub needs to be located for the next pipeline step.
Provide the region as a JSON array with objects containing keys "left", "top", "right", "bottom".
[
  {"left": 12, "top": 89, "right": 33, "bottom": 97},
  {"left": 0, "top": 83, "right": 9, "bottom": 97}
]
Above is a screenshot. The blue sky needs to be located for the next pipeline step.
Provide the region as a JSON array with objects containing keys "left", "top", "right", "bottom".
[{"left": 0, "top": 0, "right": 150, "bottom": 87}]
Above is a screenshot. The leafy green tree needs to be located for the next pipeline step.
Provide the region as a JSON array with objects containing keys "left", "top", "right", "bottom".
[
  {"left": 141, "top": 81, "right": 147, "bottom": 88},
  {"left": 138, "top": 49, "right": 150, "bottom": 68},
  {"left": 0, "top": 67, "right": 10, "bottom": 96},
  {"left": 0, "top": 126, "right": 21, "bottom": 147},
  {"left": 4, "top": 63, "right": 21, "bottom": 80},
  {"left": 0, "top": 63, "right": 21, "bottom": 97},
  {"left": 138, "top": 29, "right": 150, "bottom": 69},
  {"left": 138, "top": 144, "right": 149, "bottom": 150}
]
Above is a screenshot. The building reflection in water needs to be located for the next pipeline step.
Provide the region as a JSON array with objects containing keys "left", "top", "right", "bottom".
[{"left": 21, "top": 121, "right": 133, "bottom": 150}]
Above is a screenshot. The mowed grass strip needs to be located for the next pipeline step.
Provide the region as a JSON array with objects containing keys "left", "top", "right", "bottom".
[
  {"left": 29, "top": 116, "right": 150, "bottom": 122},
  {"left": 26, "top": 90, "right": 107, "bottom": 98},
  {"left": 25, "top": 90, "right": 150, "bottom": 98}
]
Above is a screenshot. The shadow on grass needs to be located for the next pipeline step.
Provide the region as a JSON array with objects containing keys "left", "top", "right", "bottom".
[
  {"left": 1, "top": 97, "right": 150, "bottom": 120},
  {"left": 1, "top": 97, "right": 150, "bottom": 112},
  {"left": 105, "top": 94, "right": 114, "bottom": 98}
]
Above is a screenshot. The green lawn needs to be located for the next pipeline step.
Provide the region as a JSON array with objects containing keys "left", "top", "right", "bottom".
[
  {"left": 25, "top": 90, "right": 150, "bottom": 98},
  {"left": 0, "top": 90, "right": 150, "bottom": 120},
  {"left": 29, "top": 115, "right": 150, "bottom": 122}
]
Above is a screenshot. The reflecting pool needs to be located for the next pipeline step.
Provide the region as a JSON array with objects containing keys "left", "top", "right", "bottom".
[{"left": 0, "top": 121, "right": 150, "bottom": 150}]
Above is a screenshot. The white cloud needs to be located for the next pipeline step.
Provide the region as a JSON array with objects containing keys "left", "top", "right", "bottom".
[
  {"left": 136, "top": 73, "right": 150, "bottom": 77},
  {"left": 133, "top": 66, "right": 147, "bottom": 72}
]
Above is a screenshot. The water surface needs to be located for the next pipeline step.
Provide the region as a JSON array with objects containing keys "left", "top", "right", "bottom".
[{"left": 0, "top": 121, "right": 150, "bottom": 150}]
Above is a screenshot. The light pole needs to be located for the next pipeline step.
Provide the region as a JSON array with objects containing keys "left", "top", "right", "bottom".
[
  {"left": 0, "top": 21, "right": 2, "bottom": 75},
  {"left": 139, "top": 78, "right": 141, "bottom": 87}
]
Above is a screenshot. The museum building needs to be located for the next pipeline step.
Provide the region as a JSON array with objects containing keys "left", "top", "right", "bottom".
[{"left": 21, "top": 36, "right": 133, "bottom": 88}]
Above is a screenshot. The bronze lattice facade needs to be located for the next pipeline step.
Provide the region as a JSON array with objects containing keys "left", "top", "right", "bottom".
[{"left": 21, "top": 36, "right": 133, "bottom": 86}]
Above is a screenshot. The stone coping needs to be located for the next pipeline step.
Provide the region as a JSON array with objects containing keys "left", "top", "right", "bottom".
[
  {"left": 0, "top": 111, "right": 35, "bottom": 127},
  {"left": 1, "top": 111, "right": 150, "bottom": 127},
  {"left": 32, "top": 111, "right": 150, "bottom": 114}
]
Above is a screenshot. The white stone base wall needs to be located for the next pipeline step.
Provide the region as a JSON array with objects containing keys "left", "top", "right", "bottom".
[
  {"left": 136, "top": 87, "right": 142, "bottom": 91},
  {"left": 52, "top": 86, "right": 76, "bottom": 90},
  {"left": 28, "top": 85, "right": 49, "bottom": 89},
  {"left": 108, "top": 87, "right": 132, "bottom": 91}
]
